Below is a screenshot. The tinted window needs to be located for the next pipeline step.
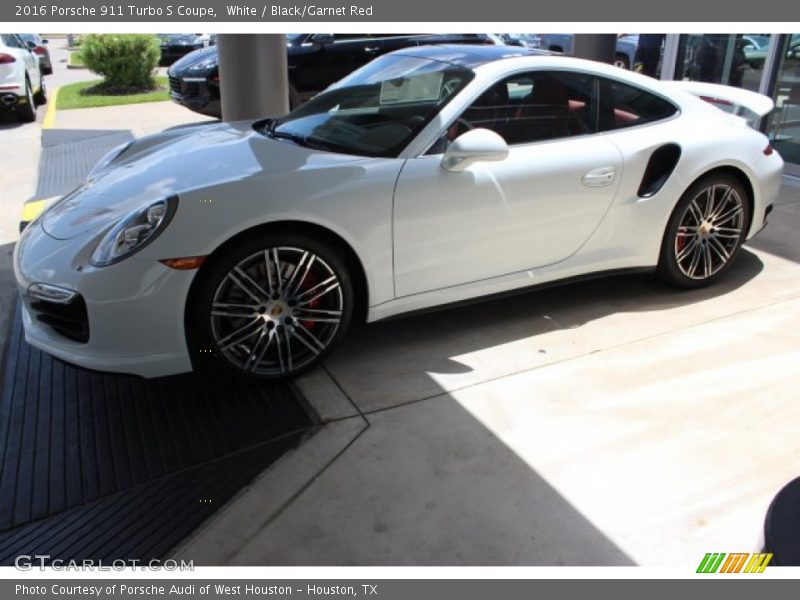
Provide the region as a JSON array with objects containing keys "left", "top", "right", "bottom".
[
  {"left": 598, "top": 78, "right": 678, "bottom": 131},
  {"left": 2, "top": 34, "right": 24, "bottom": 48},
  {"left": 447, "top": 71, "right": 597, "bottom": 146}
]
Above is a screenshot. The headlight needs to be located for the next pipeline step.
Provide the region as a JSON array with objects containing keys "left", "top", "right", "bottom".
[
  {"left": 90, "top": 197, "right": 177, "bottom": 267},
  {"left": 88, "top": 140, "right": 132, "bottom": 178},
  {"left": 187, "top": 56, "right": 218, "bottom": 71}
]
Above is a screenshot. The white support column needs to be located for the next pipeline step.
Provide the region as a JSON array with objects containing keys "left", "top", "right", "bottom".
[
  {"left": 217, "top": 34, "right": 289, "bottom": 122},
  {"left": 660, "top": 34, "right": 680, "bottom": 81}
]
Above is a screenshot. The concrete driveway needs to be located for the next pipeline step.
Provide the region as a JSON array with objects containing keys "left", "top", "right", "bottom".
[{"left": 175, "top": 180, "right": 800, "bottom": 566}]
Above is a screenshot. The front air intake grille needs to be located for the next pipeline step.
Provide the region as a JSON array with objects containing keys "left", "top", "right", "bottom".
[
  {"left": 168, "top": 75, "right": 182, "bottom": 94},
  {"left": 30, "top": 295, "right": 90, "bottom": 343}
]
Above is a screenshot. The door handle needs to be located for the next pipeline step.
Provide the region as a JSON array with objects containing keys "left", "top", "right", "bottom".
[{"left": 582, "top": 166, "right": 617, "bottom": 187}]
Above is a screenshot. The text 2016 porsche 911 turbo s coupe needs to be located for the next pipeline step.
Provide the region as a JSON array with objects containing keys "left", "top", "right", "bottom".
[{"left": 14, "top": 45, "right": 784, "bottom": 380}]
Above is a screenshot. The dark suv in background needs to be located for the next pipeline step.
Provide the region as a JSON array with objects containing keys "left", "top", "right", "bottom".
[{"left": 167, "top": 33, "right": 504, "bottom": 118}]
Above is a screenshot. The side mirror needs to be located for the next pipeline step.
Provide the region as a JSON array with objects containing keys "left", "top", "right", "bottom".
[
  {"left": 41, "top": 39, "right": 49, "bottom": 44},
  {"left": 441, "top": 128, "right": 509, "bottom": 172},
  {"left": 312, "top": 34, "right": 335, "bottom": 47}
]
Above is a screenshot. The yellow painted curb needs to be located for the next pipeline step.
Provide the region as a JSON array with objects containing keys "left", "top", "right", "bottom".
[
  {"left": 42, "top": 87, "right": 58, "bottom": 129},
  {"left": 20, "top": 197, "right": 57, "bottom": 226}
]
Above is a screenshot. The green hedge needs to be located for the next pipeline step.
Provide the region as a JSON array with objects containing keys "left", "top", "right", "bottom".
[{"left": 80, "top": 34, "right": 160, "bottom": 90}]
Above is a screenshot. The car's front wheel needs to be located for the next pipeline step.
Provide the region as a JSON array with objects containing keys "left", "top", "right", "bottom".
[
  {"left": 189, "top": 233, "right": 354, "bottom": 380},
  {"left": 657, "top": 174, "right": 750, "bottom": 287}
]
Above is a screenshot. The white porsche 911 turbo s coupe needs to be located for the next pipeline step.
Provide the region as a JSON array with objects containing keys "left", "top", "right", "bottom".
[{"left": 14, "top": 45, "right": 784, "bottom": 380}]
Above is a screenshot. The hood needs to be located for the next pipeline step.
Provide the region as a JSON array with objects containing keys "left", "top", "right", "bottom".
[
  {"left": 170, "top": 44, "right": 217, "bottom": 72},
  {"left": 160, "top": 34, "right": 200, "bottom": 44},
  {"left": 40, "top": 121, "right": 365, "bottom": 240}
]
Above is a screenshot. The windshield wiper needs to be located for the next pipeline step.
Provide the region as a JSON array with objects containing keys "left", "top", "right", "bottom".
[{"left": 265, "top": 121, "right": 313, "bottom": 148}]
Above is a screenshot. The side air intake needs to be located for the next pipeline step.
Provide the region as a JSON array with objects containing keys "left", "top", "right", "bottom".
[{"left": 638, "top": 143, "right": 681, "bottom": 198}]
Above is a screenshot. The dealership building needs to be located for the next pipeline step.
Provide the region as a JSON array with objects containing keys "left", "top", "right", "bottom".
[{"left": 650, "top": 33, "right": 798, "bottom": 176}]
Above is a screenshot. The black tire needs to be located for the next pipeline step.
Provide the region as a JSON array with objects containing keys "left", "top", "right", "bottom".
[
  {"left": 614, "top": 54, "right": 631, "bottom": 70},
  {"left": 34, "top": 76, "right": 47, "bottom": 105},
  {"left": 288, "top": 84, "right": 301, "bottom": 110},
  {"left": 17, "top": 79, "right": 36, "bottom": 122},
  {"left": 188, "top": 232, "right": 355, "bottom": 380},
  {"left": 657, "top": 174, "right": 750, "bottom": 288}
]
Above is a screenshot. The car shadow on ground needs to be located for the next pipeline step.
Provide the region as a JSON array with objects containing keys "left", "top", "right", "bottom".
[
  {"left": 325, "top": 248, "right": 765, "bottom": 412},
  {"left": 244, "top": 248, "right": 772, "bottom": 566},
  {"left": 0, "top": 111, "right": 29, "bottom": 130}
]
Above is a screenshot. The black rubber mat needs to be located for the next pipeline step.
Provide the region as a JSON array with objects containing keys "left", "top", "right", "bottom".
[
  {"left": 34, "top": 129, "right": 134, "bottom": 199},
  {"left": 2, "top": 126, "right": 315, "bottom": 564},
  {"left": 0, "top": 307, "right": 314, "bottom": 563}
]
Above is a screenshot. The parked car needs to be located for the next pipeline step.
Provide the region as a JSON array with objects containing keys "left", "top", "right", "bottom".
[
  {"left": 539, "top": 33, "right": 638, "bottom": 69},
  {"left": 15, "top": 45, "right": 783, "bottom": 381},
  {"left": 0, "top": 33, "right": 46, "bottom": 122},
  {"left": 786, "top": 34, "right": 800, "bottom": 60},
  {"left": 158, "top": 33, "right": 205, "bottom": 65},
  {"left": 167, "top": 33, "right": 506, "bottom": 118},
  {"left": 18, "top": 34, "right": 51, "bottom": 75},
  {"left": 497, "top": 34, "right": 542, "bottom": 49}
]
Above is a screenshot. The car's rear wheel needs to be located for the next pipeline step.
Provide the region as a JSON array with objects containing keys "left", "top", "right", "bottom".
[
  {"left": 189, "top": 233, "right": 354, "bottom": 380},
  {"left": 17, "top": 79, "right": 36, "bottom": 122},
  {"left": 657, "top": 174, "right": 750, "bottom": 287}
]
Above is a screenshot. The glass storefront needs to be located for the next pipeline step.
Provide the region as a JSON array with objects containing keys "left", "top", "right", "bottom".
[
  {"left": 674, "top": 34, "right": 765, "bottom": 92},
  {"left": 766, "top": 34, "right": 800, "bottom": 176},
  {"left": 666, "top": 33, "right": 800, "bottom": 175}
]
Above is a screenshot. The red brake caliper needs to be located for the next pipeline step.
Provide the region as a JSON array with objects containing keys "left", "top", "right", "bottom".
[
  {"left": 298, "top": 271, "right": 319, "bottom": 330},
  {"left": 676, "top": 234, "right": 687, "bottom": 255}
]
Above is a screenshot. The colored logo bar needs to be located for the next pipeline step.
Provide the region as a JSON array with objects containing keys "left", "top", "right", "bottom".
[{"left": 696, "top": 552, "right": 773, "bottom": 573}]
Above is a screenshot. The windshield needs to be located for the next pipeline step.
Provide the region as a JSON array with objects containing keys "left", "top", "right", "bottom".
[{"left": 266, "top": 54, "right": 474, "bottom": 158}]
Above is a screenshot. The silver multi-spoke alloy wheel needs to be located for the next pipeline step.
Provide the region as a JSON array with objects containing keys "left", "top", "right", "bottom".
[
  {"left": 658, "top": 174, "right": 750, "bottom": 288},
  {"left": 209, "top": 246, "right": 344, "bottom": 376},
  {"left": 674, "top": 183, "right": 744, "bottom": 280}
]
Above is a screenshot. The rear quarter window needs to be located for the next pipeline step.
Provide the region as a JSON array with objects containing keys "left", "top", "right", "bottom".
[{"left": 598, "top": 78, "right": 678, "bottom": 132}]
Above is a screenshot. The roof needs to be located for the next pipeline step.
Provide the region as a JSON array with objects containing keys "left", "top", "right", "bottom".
[{"left": 389, "top": 44, "right": 554, "bottom": 68}]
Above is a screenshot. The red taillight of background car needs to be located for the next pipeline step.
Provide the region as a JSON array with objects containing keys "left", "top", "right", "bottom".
[
  {"left": 33, "top": 46, "right": 46, "bottom": 55},
  {"left": 0, "top": 53, "right": 16, "bottom": 63}
]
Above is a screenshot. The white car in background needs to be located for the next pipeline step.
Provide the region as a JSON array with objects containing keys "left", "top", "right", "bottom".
[
  {"left": 14, "top": 46, "right": 783, "bottom": 380},
  {"left": 0, "top": 33, "right": 46, "bottom": 122}
]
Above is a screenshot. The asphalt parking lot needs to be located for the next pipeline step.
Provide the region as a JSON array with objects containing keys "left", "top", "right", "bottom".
[{"left": 1, "top": 41, "right": 799, "bottom": 565}]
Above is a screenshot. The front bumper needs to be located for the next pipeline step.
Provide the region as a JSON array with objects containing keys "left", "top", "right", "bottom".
[
  {"left": 167, "top": 73, "right": 221, "bottom": 117},
  {"left": 13, "top": 221, "right": 197, "bottom": 378}
]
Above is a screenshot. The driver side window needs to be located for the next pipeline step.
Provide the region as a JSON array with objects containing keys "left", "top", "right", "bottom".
[{"left": 432, "top": 70, "right": 598, "bottom": 152}]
